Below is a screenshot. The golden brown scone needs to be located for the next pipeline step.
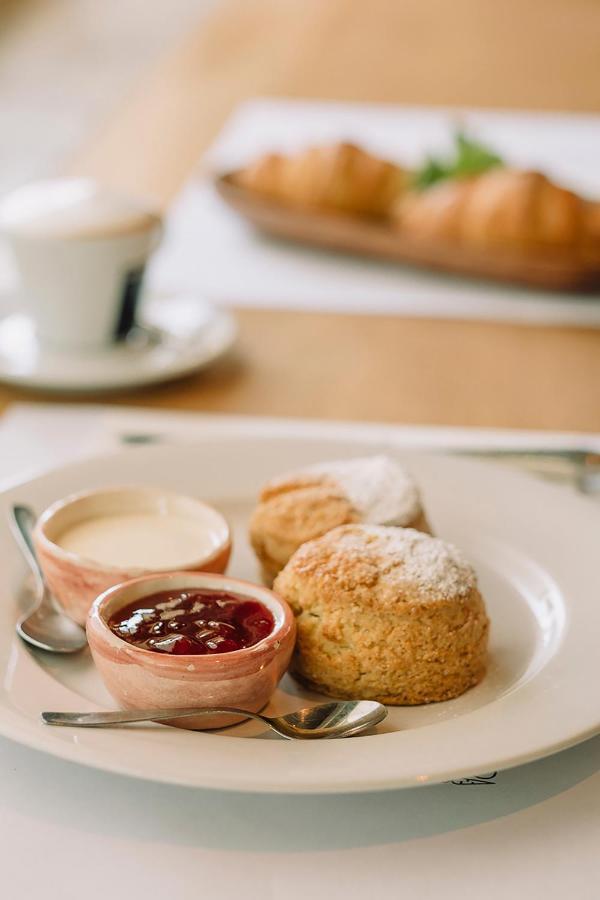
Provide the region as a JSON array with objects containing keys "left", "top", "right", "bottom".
[
  {"left": 249, "top": 456, "right": 430, "bottom": 585},
  {"left": 235, "top": 143, "right": 407, "bottom": 217},
  {"left": 394, "top": 169, "right": 600, "bottom": 260},
  {"left": 274, "top": 524, "right": 489, "bottom": 705}
]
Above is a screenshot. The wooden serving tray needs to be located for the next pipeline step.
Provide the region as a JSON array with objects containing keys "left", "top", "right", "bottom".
[{"left": 215, "top": 172, "right": 600, "bottom": 293}]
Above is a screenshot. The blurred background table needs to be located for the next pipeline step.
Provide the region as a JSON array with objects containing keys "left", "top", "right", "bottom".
[{"left": 2, "top": 0, "right": 600, "bottom": 430}]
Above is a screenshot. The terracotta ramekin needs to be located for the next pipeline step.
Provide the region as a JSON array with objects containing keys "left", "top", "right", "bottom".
[
  {"left": 34, "top": 486, "right": 232, "bottom": 625},
  {"left": 86, "top": 571, "right": 296, "bottom": 729}
]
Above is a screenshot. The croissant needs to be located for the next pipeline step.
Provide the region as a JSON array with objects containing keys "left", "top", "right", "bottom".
[
  {"left": 394, "top": 169, "right": 600, "bottom": 261},
  {"left": 234, "top": 142, "right": 407, "bottom": 217}
]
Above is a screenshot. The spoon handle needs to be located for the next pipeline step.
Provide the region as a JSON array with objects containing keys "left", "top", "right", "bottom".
[
  {"left": 10, "top": 505, "right": 44, "bottom": 589},
  {"left": 41, "top": 707, "right": 267, "bottom": 727}
]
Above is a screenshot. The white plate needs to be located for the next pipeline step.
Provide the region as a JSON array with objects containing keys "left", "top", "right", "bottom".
[
  {"left": 0, "top": 292, "right": 236, "bottom": 393},
  {"left": 0, "top": 419, "right": 599, "bottom": 793}
]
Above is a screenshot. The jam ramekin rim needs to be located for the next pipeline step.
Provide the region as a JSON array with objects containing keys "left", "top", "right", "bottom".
[{"left": 88, "top": 570, "right": 294, "bottom": 663}]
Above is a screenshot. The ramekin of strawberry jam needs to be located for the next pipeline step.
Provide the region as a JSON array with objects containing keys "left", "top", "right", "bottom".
[
  {"left": 87, "top": 572, "right": 296, "bottom": 730},
  {"left": 108, "top": 589, "right": 275, "bottom": 656}
]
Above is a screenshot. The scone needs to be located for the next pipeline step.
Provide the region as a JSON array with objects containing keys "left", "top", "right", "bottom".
[
  {"left": 274, "top": 524, "right": 489, "bottom": 705},
  {"left": 249, "top": 455, "right": 430, "bottom": 585}
]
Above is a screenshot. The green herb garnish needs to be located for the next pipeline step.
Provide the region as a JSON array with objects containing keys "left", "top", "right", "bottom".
[{"left": 413, "top": 130, "right": 503, "bottom": 190}]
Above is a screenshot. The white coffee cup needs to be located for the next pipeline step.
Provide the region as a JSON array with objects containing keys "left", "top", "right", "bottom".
[{"left": 0, "top": 177, "right": 162, "bottom": 349}]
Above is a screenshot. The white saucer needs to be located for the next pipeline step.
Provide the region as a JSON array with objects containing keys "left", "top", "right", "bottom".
[{"left": 0, "top": 293, "right": 237, "bottom": 393}]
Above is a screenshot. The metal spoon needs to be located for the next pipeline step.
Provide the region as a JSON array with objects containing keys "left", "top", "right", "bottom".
[
  {"left": 41, "top": 700, "right": 387, "bottom": 739},
  {"left": 11, "top": 505, "right": 88, "bottom": 653}
]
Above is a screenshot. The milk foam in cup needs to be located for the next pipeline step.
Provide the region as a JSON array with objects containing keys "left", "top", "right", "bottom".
[{"left": 0, "top": 177, "right": 162, "bottom": 349}]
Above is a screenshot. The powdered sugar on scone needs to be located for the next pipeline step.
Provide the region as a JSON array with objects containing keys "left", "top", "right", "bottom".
[
  {"left": 300, "top": 455, "right": 422, "bottom": 526},
  {"left": 290, "top": 524, "right": 476, "bottom": 601}
]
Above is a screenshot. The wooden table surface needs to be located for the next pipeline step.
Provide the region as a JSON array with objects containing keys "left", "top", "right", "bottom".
[{"left": 3, "top": 0, "right": 600, "bottom": 430}]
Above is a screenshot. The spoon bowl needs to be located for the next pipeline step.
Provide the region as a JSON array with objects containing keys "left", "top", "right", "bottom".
[
  {"left": 42, "top": 700, "right": 387, "bottom": 739},
  {"left": 11, "top": 505, "right": 88, "bottom": 653},
  {"left": 16, "top": 605, "right": 89, "bottom": 654},
  {"left": 272, "top": 700, "right": 387, "bottom": 739}
]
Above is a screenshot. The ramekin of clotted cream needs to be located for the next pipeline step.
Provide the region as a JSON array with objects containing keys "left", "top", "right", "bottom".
[{"left": 34, "top": 486, "right": 231, "bottom": 625}]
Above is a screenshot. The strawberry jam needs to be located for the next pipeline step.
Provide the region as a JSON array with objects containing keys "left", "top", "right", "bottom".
[{"left": 108, "top": 588, "right": 275, "bottom": 655}]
